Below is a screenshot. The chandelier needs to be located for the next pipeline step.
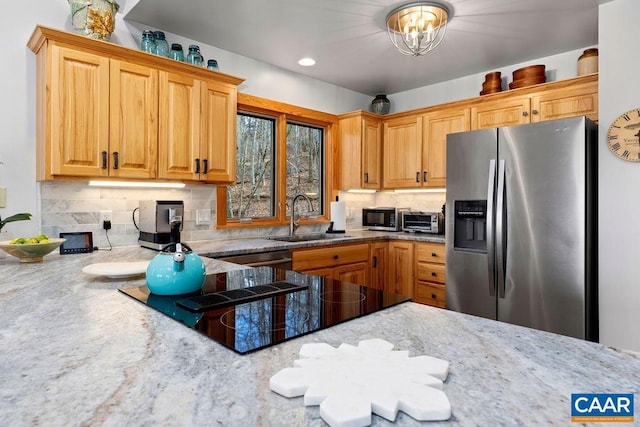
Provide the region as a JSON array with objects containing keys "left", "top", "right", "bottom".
[{"left": 386, "top": 2, "right": 451, "bottom": 56}]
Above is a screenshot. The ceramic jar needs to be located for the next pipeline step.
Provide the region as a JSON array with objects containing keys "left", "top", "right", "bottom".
[
  {"left": 68, "top": 0, "right": 119, "bottom": 41},
  {"left": 578, "top": 48, "right": 598, "bottom": 76},
  {"left": 370, "top": 95, "right": 390, "bottom": 115}
]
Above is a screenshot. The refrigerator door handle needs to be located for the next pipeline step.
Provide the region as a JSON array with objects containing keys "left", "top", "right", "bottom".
[
  {"left": 496, "top": 159, "right": 506, "bottom": 298},
  {"left": 486, "top": 159, "right": 496, "bottom": 297}
]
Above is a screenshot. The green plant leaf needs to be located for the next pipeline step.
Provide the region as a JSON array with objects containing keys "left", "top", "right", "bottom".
[{"left": 0, "top": 213, "right": 32, "bottom": 231}]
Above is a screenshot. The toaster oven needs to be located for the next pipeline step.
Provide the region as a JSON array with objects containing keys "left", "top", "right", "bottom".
[{"left": 402, "top": 211, "right": 444, "bottom": 234}]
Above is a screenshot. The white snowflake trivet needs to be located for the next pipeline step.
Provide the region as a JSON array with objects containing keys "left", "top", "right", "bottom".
[{"left": 269, "top": 338, "right": 451, "bottom": 427}]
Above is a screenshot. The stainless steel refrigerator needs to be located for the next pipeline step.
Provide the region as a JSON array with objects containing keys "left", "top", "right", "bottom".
[{"left": 445, "top": 116, "right": 598, "bottom": 341}]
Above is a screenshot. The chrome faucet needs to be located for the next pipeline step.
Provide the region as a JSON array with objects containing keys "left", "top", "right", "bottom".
[{"left": 289, "top": 193, "right": 313, "bottom": 236}]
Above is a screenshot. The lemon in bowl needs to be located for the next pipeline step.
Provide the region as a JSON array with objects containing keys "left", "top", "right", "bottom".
[{"left": 0, "top": 235, "right": 66, "bottom": 263}]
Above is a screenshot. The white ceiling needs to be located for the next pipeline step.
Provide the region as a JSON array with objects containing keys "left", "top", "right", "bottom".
[{"left": 124, "top": 0, "right": 601, "bottom": 96}]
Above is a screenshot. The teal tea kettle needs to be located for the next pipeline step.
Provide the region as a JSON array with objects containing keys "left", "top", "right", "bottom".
[
  {"left": 146, "top": 242, "right": 206, "bottom": 295},
  {"left": 145, "top": 209, "right": 206, "bottom": 295}
]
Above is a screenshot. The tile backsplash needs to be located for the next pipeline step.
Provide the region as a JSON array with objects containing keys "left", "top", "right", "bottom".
[{"left": 38, "top": 182, "right": 445, "bottom": 248}]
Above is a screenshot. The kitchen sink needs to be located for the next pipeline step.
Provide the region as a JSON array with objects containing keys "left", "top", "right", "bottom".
[{"left": 269, "top": 233, "right": 352, "bottom": 242}]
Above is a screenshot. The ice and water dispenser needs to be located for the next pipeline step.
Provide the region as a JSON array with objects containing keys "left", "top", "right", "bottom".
[{"left": 453, "top": 200, "right": 487, "bottom": 253}]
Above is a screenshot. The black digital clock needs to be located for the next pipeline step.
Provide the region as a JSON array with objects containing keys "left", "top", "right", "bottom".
[{"left": 59, "top": 232, "right": 94, "bottom": 255}]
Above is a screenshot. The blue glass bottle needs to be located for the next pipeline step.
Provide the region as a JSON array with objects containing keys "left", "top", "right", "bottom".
[
  {"left": 169, "top": 43, "right": 185, "bottom": 62},
  {"left": 153, "top": 31, "right": 170, "bottom": 57},
  {"left": 186, "top": 45, "right": 203, "bottom": 66},
  {"left": 140, "top": 30, "right": 156, "bottom": 54}
]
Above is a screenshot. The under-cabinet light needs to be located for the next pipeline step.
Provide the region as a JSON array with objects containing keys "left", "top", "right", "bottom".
[
  {"left": 346, "top": 189, "right": 377, "bottom": 194},
  {"left": 393, "top": 188, "right": 446, "bottom": 193},
  {"left": 88, "top": 181, "right": 186, "bottom": 189}
]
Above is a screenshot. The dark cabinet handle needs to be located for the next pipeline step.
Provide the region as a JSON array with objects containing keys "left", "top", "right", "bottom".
[
  {"left": 202, "top": 159, "right": 208, "bottom": 174},
  {"left": 532, "top": 109, "right": 539, "bottom": 115},
  {"left": 523, "top": 111, "right": 529, "bottom": 117},
  {"left": 101, "top": 151, "right": 107, "bottom": 169},
  {"left": 372, "top": 256, "right": 377, "bottom": 268},
  {"left": 195, "top": 158, "right": 201, "bottom": 174},
  {"left": 431, "top": 252, "right": 437, "bottom": 257},
  {"left": 416, "top": 172, "right": 420, "bottom": 182},
  {"left": 333, "top": 255, "right": 339, "bottom": 260},
  {"left": 364, "top": 172, "right": 368, "bottom": 183},
  {"left": 423, "top": 171, "right": 427, "bottom": 182},
  {"left": 431, "top": 293, "right": 437, "bottom": 299},
  {"left": 431, "top": 272, "right": 437, "bottom": 277},
  {"left": 112, "top": 152, "right": 119, "bottom": 170}
]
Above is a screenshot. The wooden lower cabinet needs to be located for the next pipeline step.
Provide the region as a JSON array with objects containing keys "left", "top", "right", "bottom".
[
  {"left": 292, "top": 243, "right": 370, "bottom": 286},
  {"left": 414, "top": 241, "right": 446, "bottom": 308},
  {"left": 368, "top": 242, "right": 388, "bottom": 291},
  {"left": 387, "top": 241, "right": 414, "bottom": 297}
]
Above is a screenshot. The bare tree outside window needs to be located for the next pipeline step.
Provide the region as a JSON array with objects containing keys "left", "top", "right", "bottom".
[
  {"left": 227, "top": 113, "right": 275, "bottom": 219},
  {"left": 286, "top": 122, "right": 323, "bottom": 216},
  {"left": 226, "top": 113, "right": 325, "bottom": 222}
]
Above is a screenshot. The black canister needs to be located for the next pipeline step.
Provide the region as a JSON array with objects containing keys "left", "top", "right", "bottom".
[{"left": 370, "top": 95, "right": 390, "bottom": 115}]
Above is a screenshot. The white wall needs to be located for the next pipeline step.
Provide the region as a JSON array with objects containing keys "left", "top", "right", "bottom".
[{"left": 597, "top": 0, "right": 640, "bottom": 352}]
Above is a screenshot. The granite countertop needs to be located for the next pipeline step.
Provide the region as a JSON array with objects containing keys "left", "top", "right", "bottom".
[
  {"left": 188, "top": 229, "right": 445, "bottom": 258},
  {"left": 1, "top": 244, "right": 639, "bottom": 426}
]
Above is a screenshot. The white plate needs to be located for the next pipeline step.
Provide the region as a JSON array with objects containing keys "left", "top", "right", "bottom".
[{"left": 82, "top": 260, "right": 150, "bottom": 279}]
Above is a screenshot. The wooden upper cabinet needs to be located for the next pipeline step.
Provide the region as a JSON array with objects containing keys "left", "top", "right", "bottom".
[
  {"left": 530, "top": 80, "right": 598, "bottom": 123},
  {"left": 338, "top": 111, "right": 381, "bottom": 190},
  {"left": 49, "top": 46, "right": 110, "bottom": 178},
  {"left": 158, "top": 71, "right": 201, "bottom": 180},
  {"left": 471, "top": 96, "right": 530, "bottom": 130},
  {"left": 383, "top": 115, "right": 422, "bottom": 188},
  {"left": 110, "top": 60, "right": 158, "bottom": 179},
  {"left": 422, "top": 107, "right": 470, "bottom": 188},
  {"left": 200, "top": 79, "right": 237, "bottom": 183},
  {"left": 28, "top": 25, "right": 243, "bottom": 183}
]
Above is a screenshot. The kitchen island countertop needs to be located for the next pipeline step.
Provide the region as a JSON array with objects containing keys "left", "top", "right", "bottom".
[{"left": 1, "top": 244, "right": 638, "bottom": 426}]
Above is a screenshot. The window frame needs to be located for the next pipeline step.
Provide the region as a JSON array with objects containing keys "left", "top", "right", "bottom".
[{"left": 216, "top": 93, "right": 338, "bottom": 229}]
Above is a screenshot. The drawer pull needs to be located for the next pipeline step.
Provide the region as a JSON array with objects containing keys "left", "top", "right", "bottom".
[
  {"left": 333, "top": 255, "right": 339, "bottom": 260},
  {"left": 431, "top": 293, "right": 437, "bottom": 299},
  {"left": 431, "top": 252, "right": 437, "bottom": 257},
  {"left": 431, "top": 272, "right": 437, "bottom": 277}
]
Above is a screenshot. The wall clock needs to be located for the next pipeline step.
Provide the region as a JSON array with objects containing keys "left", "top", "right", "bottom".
[{"left": 607, "top": 108, "right": 640, "bottom": 162}]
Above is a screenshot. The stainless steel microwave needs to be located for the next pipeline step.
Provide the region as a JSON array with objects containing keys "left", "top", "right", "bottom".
[{"left": 362, "top": 207, "right": 408, "bottom": 231}]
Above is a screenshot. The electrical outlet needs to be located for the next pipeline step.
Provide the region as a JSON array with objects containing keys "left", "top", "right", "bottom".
[{"left": 100, "top": 211, "right": 112, "bottom": 224}]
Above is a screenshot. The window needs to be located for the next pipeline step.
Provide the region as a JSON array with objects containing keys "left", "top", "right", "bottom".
[
  {"left": 227, "top": 113, "right": 275, "bottom": 219},
  {"left": 217, "top": 94, "right": 336, "bottom": 228}
]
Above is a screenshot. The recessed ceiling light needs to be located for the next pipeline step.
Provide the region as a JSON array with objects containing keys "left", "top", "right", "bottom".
[{"left": 298, "top": 57, "right": 316, "bottom": 66}]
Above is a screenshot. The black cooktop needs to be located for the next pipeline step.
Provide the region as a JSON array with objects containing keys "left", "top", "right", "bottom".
[{"left": 119, "top": 267, "right": 411, "bottom": 354}]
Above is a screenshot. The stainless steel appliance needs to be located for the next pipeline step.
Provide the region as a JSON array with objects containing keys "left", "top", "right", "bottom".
[
  {"left": 402, "top": 211, "right": 443, "bottom": 234},
  {"left": 216, "top": 250, "right": 292, "bottom": 270},
  {"left": 120, "top": 267, "right": 411, "bottom": 354},
  {"left": 445, "top": 116, "right": 598, "bottom": 341},
  {"left": 362, "top": 207, "right": 408, "bottom": 231},
  {"left": 138, "top": 200, "right": 184, "bottom": 250}
]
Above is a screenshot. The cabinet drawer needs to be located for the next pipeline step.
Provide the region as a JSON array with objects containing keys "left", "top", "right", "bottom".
[
  {"left": 416, "top": 262, "right": 446, "bottom": 284},
  {"left": 415, "top": 282, "right": 446, "bottom": 308},
  {"left": 292, "top": 243, "right": 369, "bottom": 270},
  {"left": 415, "top": 242, "right": 446, "bottom": 264}
]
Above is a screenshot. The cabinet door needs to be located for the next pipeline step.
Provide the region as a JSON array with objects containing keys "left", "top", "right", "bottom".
[
  {"left": 387, "top": 241, "right": 414, "bottom": 297},
  {"left": 362, "top": 117, "right": 382, "bottom": 189},
  {"left": 338, "top": 113, "right": 381, "bottom": 190},
  {"left": 110, "top": 60, "right": 158, "bottom": 179},
  {"left": 530, "top": 82, "right": 598, "bottom": 123},
  {"left": 201, "top": 79, "right": 237, "bottom": 183},
  {"left": 158, "top": 71, "right": 201, "bottom": 180},
  {"left": 369, "top": 242, "right": 387, "bottom": 291},
  {"left": 471, "top": 97, "right": 530, "bottom": 130},
  {"left": 334, "top": 262, "right": 369, "bottom": 286},
  {"left": 383, "top": 115, "right": 423, "bottom": 188},
  {"left": 50, "top": 46, "right": 109, "bottom": 177},
  {"left": 422, "top": 108, "right": 470, "bottom": 188}
]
